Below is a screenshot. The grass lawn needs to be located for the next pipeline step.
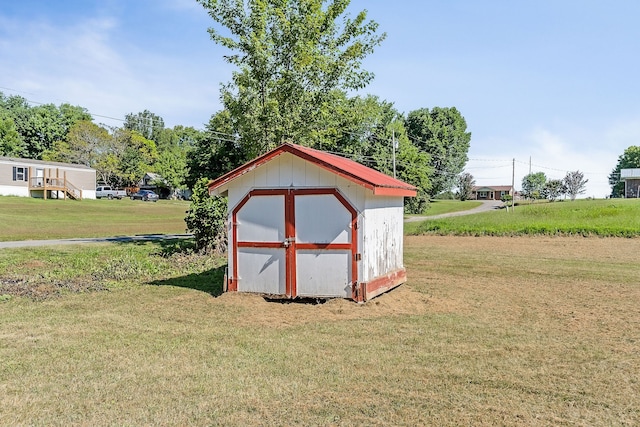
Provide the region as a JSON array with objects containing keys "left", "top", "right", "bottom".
[
  {"left": 423, "top": 199, "right": 483, "bottom": 216},
  {"left": 2, "top": 196, "right": 640, "bottom": 424},
  {"left": 0, "top": 196, "right": 189, "bottom": 241},
  {"left": 1, "top": 236, "right": 639, "bottom": 425},
  {"left": 408, "top": 198, "right": 640, "bottom": 236}
]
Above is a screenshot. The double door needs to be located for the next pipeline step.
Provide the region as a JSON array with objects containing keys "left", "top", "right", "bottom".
[{"left": 231, "top": 189, "right": 357, "bottom": 298}]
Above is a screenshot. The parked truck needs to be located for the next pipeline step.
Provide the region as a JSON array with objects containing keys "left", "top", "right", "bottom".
[{"left": 96, "top": 186, "right": 127, "bottom": 199}]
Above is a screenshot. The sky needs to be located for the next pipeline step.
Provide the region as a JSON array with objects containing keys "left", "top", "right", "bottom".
[{"left": 2, "top": 0, "right": 640, "bottom": 197}]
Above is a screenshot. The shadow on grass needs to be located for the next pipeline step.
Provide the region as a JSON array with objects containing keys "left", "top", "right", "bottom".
[
  {"left": 114, "top": 236, "right": 226, "bottom": 297},
  {"left": 149, "top": 264, "right": 226, "bottom": 296}
]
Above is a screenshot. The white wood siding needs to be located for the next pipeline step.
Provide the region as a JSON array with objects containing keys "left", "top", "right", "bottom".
[
  {"left": 226, "top": 153, "right": 367, "bottom": 212},
  {"left": 361, "top": 195, "right": 405, "bottom": 282}
]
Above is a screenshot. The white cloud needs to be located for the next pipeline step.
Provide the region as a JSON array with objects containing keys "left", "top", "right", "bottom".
[
  {"left": 467, "top": 120, "right": 634, "bottom": 198},
  {"left": 0, "top": 11, "right": 223, "bottom": 129}
]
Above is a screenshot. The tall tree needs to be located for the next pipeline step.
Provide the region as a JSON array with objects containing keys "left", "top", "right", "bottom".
[
  {"left": 198, "top": 0, "right": 386, "bottom": 156},
  {"left": 542, "top": 178, "right": 566, "bottom": 201},
  {"left": 0, "top": 92, "right": 91, "bottom": 159},
  {"left": 404, "top": 107, "right": 471, "bottom": 196},
  {"left": 457, "top": 172, "right": 475, "bottom": 201},
  {"left": 124, "top": 110, "right": 165, "bottom": 144},
  {"left": 521, "top": 172, "right": 547, "bottom": 199},
  {"left": 186, "top": 110, "right": 244, "bottom": 187},
  {"left": 42, "top": 120, "right": 111, "bottom": 167},
  {"left": 0, "top": 116, "right": 26, "bottom": 157},
  {"left": 118, "top": 131, "right": 158, "bottom": 187},
  {"left": 609, "top": 146, "right": 640, "bottom": 197},
  {"left": 321, "top": 95, "right": 432, "bottom": 212},
  {"left": 563, "top": 170, "right": 588, "bottom": 201}
]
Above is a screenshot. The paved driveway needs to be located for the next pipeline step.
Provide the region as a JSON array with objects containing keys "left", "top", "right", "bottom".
[{"left": 405, "top": 200, "right": 504, "bottom": 223}]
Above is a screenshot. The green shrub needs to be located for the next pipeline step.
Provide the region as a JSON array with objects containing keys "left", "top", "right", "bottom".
[{"left": 185, "top": 178, "right": 228, "bottom": 253}]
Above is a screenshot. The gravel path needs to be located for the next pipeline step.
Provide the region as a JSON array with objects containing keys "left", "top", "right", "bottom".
[{"left": 405, "top": 200, "right": 504, "bottom": 223}]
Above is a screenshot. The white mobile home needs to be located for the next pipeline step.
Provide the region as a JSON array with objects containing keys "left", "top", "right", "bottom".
[
  {"left": 0, "top": 157, "right": 96, "bottom": 200},
  {"left": 208, "top": 143, "right": 416, "bottom": 302}
]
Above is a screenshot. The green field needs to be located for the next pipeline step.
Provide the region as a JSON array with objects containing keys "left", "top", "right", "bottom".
[
  {"left": 1, "top": 236, "right": 638, "bottom": 425},
  {"left": 406, "top": 198, "right": 640, "bottom": 236},
  {"left": 416, "top": 199, "right": 483, "bottom": 216},
  {"left": 0, "top": 196, "right": 189, "bottom": 241},
  {"left": 1, "top": 196, "right": 640, "bottom": 424}
]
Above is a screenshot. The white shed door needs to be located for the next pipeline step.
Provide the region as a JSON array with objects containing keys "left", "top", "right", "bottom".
[
  {"left": 231, "top": 189, "right": 357, "bottom": 298},
  {"left": 235, "top": 192, "right": 286, "bottom": 295},
  {"left": 295, "top": 193, "right": 353, "bottom": 298}
]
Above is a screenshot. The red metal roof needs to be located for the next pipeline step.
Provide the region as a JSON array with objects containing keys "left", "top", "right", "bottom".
[{"left": 208, "top": 143, "right": 417, "bottom": 197}]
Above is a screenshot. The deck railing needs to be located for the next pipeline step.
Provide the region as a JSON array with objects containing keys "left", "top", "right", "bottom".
[{"left": 29, "top": 177, "right": 82, "bottom": 200}]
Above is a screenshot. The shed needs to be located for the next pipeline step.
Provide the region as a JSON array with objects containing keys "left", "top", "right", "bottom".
[
  {"left": 620, "top": 168, "right": 640, "bottom": 198},
  {"left": 208, "top": 142, "right": 417, "bottom": 302}
]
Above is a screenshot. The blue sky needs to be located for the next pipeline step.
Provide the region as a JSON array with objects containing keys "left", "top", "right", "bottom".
[{"left": 2, "top": 0, "right": 639, "bottom": 197}]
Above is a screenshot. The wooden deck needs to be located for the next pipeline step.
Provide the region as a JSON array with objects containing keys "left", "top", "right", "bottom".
[{"left": 29, "top": 177, "right": 82, "bottom": 200}]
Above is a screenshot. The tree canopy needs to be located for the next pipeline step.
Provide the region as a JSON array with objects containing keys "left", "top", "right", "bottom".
[
  {"left": 457, "top": 172, "right": 475, "bottom": 201},
  {"left": 197, "top": 0, "right": 386, "bottom": 156},
  {"left": 0, "top": 2, "right": 477, "bottom": 210},
  {"left": 404, "top": 107, "right": 471, "bottom": 196},
  {"left": 521, "top": 172, "right": 547, "bottom": 199},
  {"left": 609, "top": 146, "right": 640, "bottom": 197},
  {"left": 564, "top": 170, "right": 588, "bottom": 201}
]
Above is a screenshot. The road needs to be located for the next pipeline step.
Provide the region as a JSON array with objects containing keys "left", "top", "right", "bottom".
[
  {"left": 0, "top": 234, "right": 193, "bottom": 249},
  {"left": 0, "top": 201, "right": 499, "bottom": 248},
  {"left": 405, "top": 200, "right": 504, "bottom": 223}
]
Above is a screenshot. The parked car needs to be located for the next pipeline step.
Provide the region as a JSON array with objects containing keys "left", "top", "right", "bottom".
[
  {"left": 96, "top": 186, "right": 127, "bottom": 199},
  {"left": 130, "top": 189, "right": 159, "bottom": 202}
]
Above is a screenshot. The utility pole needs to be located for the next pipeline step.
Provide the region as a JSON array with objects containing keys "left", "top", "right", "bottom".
[
  {"left": 529, "top": 156, "right": 532, "bottom": 175},
  {"left": 512, "top": 158, "right": 516, "bottom": 212},
  {"left": 392, "top": 128, "right": 396, "bottom": 179}
]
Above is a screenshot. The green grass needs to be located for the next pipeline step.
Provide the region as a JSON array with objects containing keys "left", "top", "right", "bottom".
[
  {"left": 423, "top": 199, "right": 483, "bottom": 216},
  {"left": 408, "top": 198, "right": 640, "bottom": 236},
  {"left": 0, "top": 196, "right": 189, "bottom": 241},
  {"left": 1, "top": 237, "right": 639, "bottom": 425}
]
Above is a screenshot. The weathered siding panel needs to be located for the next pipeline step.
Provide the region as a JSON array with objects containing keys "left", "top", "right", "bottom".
[
  {"left": 237, "top": 248, "right": 286, "bottom": 294},
  {"left": 295, "top": 194, "right": 351, "bottom": 244},
  {"left": 296, "top": 249, "right": 351, "bottom": 298},
  {"left": 236, "top": 194, "right": 285, "bottom": 242},
  {"left": 361, "top": 195, "right": 404, "bottom": 283}
]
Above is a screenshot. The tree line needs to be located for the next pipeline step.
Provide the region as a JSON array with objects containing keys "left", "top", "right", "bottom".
[
  {"left": 0, "top": 90, "right": 471, "bottom": 210},
  {"left": 0, "top": 96, "right": 201, "bottom": 193},
  {"left": 1, "top": 0, "right": 475, "bottom": 213}
]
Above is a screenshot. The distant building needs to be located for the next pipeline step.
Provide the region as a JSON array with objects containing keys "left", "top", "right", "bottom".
[
  {"left": 0, "top": 157, "right": 96, "bottom": 200},
  {"left": 471, "top": 185, "right": 513, "bottom": 201},
  {"left": 620, "top": 169, "right": 640, "bottom": 198}
]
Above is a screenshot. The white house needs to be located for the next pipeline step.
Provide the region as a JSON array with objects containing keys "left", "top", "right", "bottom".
[
  {"left": 0, "top": 157, "right": 96, "bottom": 200},
  {"left": 208, "top": 143, "right": 417, "bottom": 302}
]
